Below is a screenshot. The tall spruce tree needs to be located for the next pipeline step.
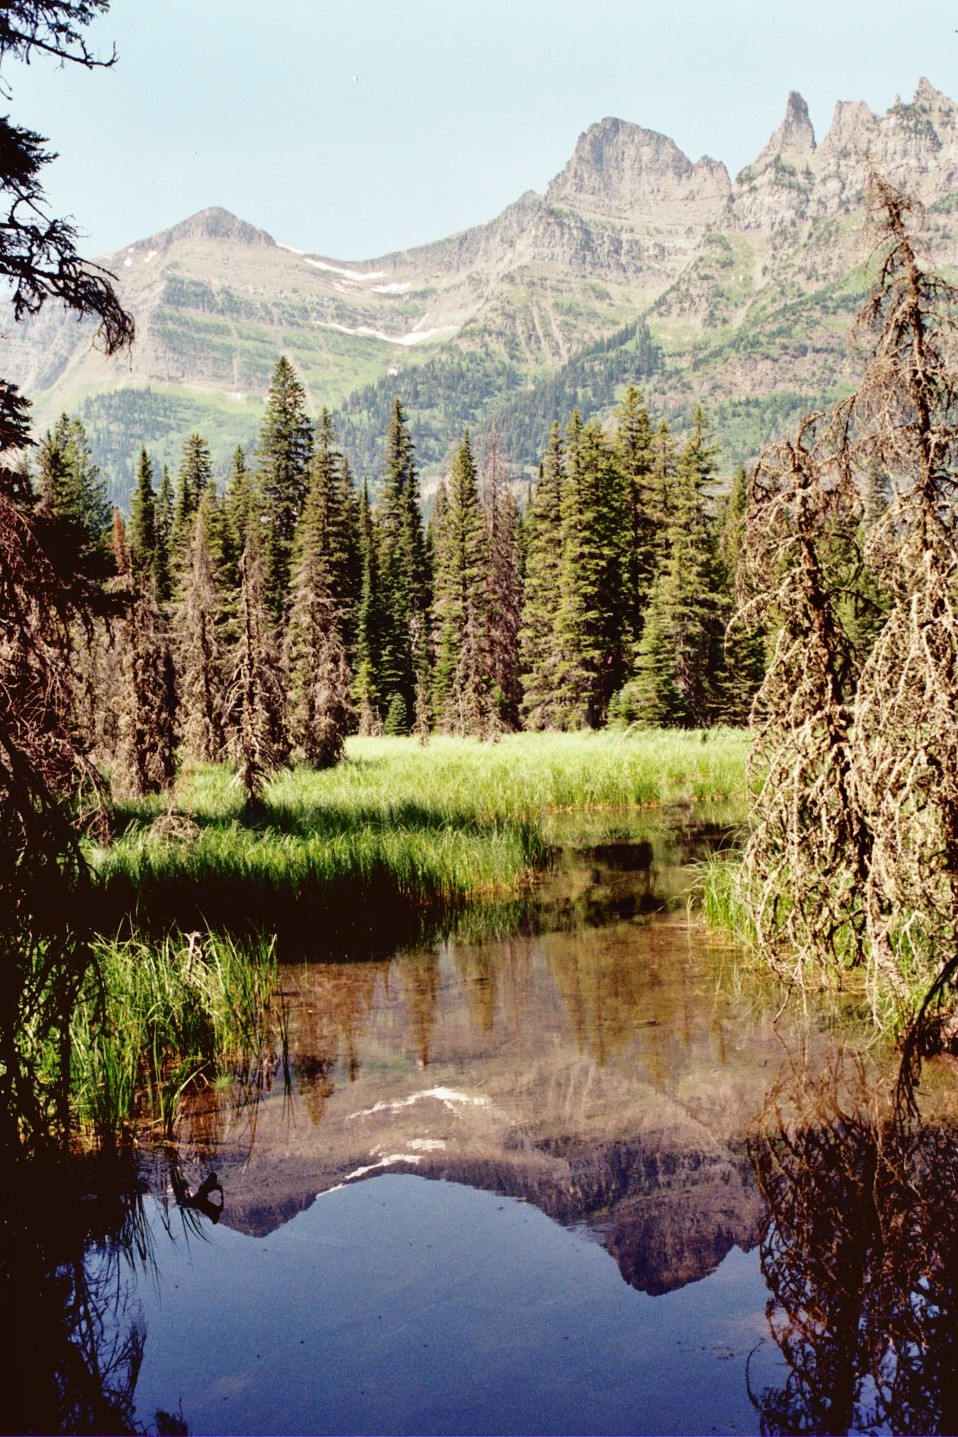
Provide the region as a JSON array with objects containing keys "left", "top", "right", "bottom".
[
  {"left": 483, "top": 430, "right": 522, "bottom": 730},
  {"left": 306, "top": 409, "right": 361, "bottom": 645},
  {"left": 552, "top": 414, "right": 628, "bottom": 728},
  {"left": 154, "top": 462, "right": 174, "bottom": 604},
  {"left": 111, "top": 513, "right": 177, "bottom": 797},
  {"left": 285, "top": 441, "right": 353, "bottom": 768},
  {"left": 631, "top": 407, "right": 726, "bottom": 727},
  {"left": 171, "top": 432, "right": 214, "bottom": 580},
  {"left": 614, "top": 385, "right": 657, "bottom": 652},
  {"left": 353, "top": 481, "right": 385, "bottom": 734},
  {"left": 175, "top": 492, "right": 228, "bottom": 765},
  {"left": 519, "top": 423, "right": 565, "bottom": 729},
  {"left": 256, "top": 356, "right": 313, "bottom": 619},
  {"left": 33, "top": 412, "right": 113, "bottom": 602},
  {"left": 128, "top": 446, "right": 157, "bottom": 580},
  {"left": 376, "top": 399, "right": 428, "bottom": 729},
  {"left": 432, "top": 434, "right": 494, "bottom": 735},
  {"left": 228, "top": 528, "right": 289, "bottom": 801},
  {"left": 718, "top": 464, "right": 766, "bottom": 724}
]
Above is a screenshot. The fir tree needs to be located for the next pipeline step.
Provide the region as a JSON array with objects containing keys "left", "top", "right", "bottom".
[
  {"left": 614, "top": 385, "right": 656, "bottom": 650},
  {"left": 376, "top": 398, "right": 428, "bottom": 726},
  {"left": 227, "top": 529, "right": 289, "bottom": 801},
  {"left": 111, "top": 513, "right": 177, "bottom": 797},
  {"left": 432, "top": 434, "right": 494, "bottom": 735},
  {"left": 519, "top": 424, "right": 565, "bottom": 729},
  {"left": 154, "top": 463, "right": 174, "bottom": 604},
  {"left": 631, "top": 407, "right": 726, "bottom": 727},
  {"left": 483, "top": 429, "right": 522, "bottom": 730},
  {"left": 552, "top": 414, "right": 628, "bottom": 728},
  {"left": 354, "top": 482, "right": 386, "bottom": 734},
  {"left": 256, "top": 356, "right": 313, "bottom": 618},
  {"left": 718, "top": 464, "right": 766, "bottom": 725},
  {"left": 285, "top": 442, "right": 353, "bottom": 768},
  {"left": 128, "top": 446, "right": 156, "bottom": 580},
  {"left": 171, "top": 432, "right": 214, "bottom": 578},
  {"left": 33, "top": 412, "right": 113, "bottom": 603},
  {"left": 175, "top": 492, "right": 228, "bottom": 764}
]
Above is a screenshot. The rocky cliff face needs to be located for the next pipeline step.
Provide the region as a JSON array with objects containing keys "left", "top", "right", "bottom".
[{"left": 4, "top": 78, "right": 958, "bottom": 493}]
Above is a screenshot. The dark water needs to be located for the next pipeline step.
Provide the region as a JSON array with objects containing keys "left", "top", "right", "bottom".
[{"left": 19, "top": 816, "right": 958, "bottom": 1435}]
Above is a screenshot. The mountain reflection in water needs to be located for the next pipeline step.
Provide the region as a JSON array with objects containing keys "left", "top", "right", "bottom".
[{"left": 12, "top": 816, "right": 958, "bottom": 1435}]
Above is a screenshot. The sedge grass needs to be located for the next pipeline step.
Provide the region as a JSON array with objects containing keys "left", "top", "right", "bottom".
[
  {"left": 67, "top": 931, "right": 279, "bottom": 1145},
  {"left": 94, "top": 731, "right": 749, "bottom": 949}
]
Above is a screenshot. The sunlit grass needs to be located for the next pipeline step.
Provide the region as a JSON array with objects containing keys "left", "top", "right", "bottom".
[
  {"left": 68, "top": 931, "right": 279, "bottom": 1145},
  {"left": 91, "top": 731, "right": 749, "bottom": 947}
]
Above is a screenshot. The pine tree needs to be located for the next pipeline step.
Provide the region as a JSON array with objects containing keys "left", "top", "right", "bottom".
[
  {"left": 431, "top": 434, "right": 495, "bottom": 735},
  {"left": 111, "top": 513, "right": 177, "bottom": 797},
  {"left": 519, "top": 424, "right": 565, "bottom": 729},
  {"left": 227, "top": 529, "right": 289, "bottom": 801},
  {"left": 552, "top": 414, "right": 628, "bottom": 728},
  {"left": 614, "top": 385, "right": 656, "bottom": 651},
  {"left": 631, "top": 407, "right": 726, "bottom": 727},
  {"left": 171, "top": 432, "right": 214, "bottom": 579},
  {"left": 34, "top": 412, "right": 113, "bottom": 602},
  {"left": 175, "top": 492, "right": 228, "bottom": 765},
  {"left": 376, "top": 399, "right": 428, "bottom": 727},
  {"left": 128, "top": 446, "right": 156, "bottom": 580},
  {"left": 354, "top": 482, "right": 386, "bottom": 734},
  {"left": 718, "top": 464, "right": 766, "bottom": 725},
  {"left": 256, "top": 356, "right": 313, "bottom": 618},
  {"left": 483, "top": 429, "right": 522, "bottom": 730},
  {"left": 154, "top": 462, "right": 174, "bottom": 604},
  {"left": 285, "top": 441, "right": 353, "bottom": 768}
]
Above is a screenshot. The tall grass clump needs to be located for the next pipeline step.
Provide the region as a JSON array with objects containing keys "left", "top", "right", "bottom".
[
  {"left": 67, "top": 931, "right": 279, "bottom": 1145},
  {"left": 93, "top": 732, "right": 748, "bottom": 946}
]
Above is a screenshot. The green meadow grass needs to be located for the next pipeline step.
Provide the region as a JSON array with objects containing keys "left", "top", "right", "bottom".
[
  {"left": 91, "top": 731, "right": 749, "bottom": 948},
  {"left": 67, "top": 730, "right": 748, "bottom": 1142}
]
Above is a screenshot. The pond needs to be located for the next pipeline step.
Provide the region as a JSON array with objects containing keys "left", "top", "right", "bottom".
[{"left": 14, "top": 812, "right": 958, "bottom": 1435}]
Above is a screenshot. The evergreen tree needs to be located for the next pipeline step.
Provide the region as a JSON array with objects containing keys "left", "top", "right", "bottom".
[
  {"left": 285, "top": 441, "right": 353, "bottom": 768},
  {"left": 227, "top": 529, "right": 289, "bottom": 801},
  {"left": 256, "top": 356, "right": 313, "bottom": 618},
  {"left": 175, "top": 492, "right": 228, "bottom": 764},
  {"left": 353, "top": 482, "right": 385, "bottom": 735},
  {"left": 304, "top": 409, "right": 362, "bottom": 649},
  {"left": 519, "top": 424, "right": 565, "bottom": 729},
  {"left": 376, "top": 399, "right": 428, "bottom": 727},
  {"left": 614, "top": 385, "right": 656, "bottom": 651},
  {"left": 631, "top": 407, "right": 726, "bottom": 727},
  {"left": 552, "top": 413, "right": 628, "bottom": 728},
  {"left": 33, "top": 412, "right": 113, "bottom": 603},
  {"left": 483, "top": 430, "right": 522, "bottom": 730},
  {"left": 128, "top": 446, "right": 156, "bottom": 581},
  {"left": 432, "top": 435, "right": 494, "bottom": 735},
  {"left": 111, "top": 513, "right": 177, "bottom": 797},
  {"left": 719, "top": 464, "right": 766, "bottom": 724},
  {"left": 154, "top": 462, "right": 174, "bottom": 604},
  {"left": 171, "top": 432, "right": 214, "bottom": 577}
]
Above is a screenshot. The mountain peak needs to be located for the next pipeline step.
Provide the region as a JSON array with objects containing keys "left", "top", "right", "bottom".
[
  {"left": 545, "top": 116, "right": 729, "bottom": 222},
  {"left": 160, "top": 207, "right": 276, "bottom": 248},
  {"left": 753, "top": 91, "right": 816, "bottom": 172}
]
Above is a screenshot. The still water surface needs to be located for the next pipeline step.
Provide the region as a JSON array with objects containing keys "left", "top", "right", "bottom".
[{"left": 74, "top": 816, "right": 958, "bottom": 1434}]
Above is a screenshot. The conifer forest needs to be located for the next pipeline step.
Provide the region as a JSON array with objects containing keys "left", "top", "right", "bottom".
[{"left": 9, "top": 5, "right": 958, "bottom": 1436}]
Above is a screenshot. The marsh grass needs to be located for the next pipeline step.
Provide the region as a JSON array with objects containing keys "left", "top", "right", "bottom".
[
  {"left": 67, "top": 931, "right": 279, "bottom": 1144},
  {"left": 95, "top": 731, "right": 749, "bottom": 952}
]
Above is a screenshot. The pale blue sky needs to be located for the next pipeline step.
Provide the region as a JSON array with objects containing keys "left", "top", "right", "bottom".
[{"left": 4, "top": 0, "right": 957, "bottom": 260}]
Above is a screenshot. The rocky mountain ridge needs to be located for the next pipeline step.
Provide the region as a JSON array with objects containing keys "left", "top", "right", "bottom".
[{"left": 4, "top": 77, "right": 958, "bottom": 499}]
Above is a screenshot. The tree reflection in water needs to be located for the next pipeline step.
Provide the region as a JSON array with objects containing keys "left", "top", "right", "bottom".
[
  {"left": 1, "top": 1152, "right": 190, "bottom": 1436},
  {"left": 749, "top": 1058, "right": 958, "bottom": 1436}
]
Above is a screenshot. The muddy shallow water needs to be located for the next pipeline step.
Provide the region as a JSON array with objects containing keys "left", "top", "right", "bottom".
[{"left": 40, "top": 818, "right": 958, "bottom": 1435}]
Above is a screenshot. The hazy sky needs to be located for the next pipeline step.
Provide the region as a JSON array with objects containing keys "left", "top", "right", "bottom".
[{"left": 5, "top": 0, "right": 957, "bottom": 260}]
